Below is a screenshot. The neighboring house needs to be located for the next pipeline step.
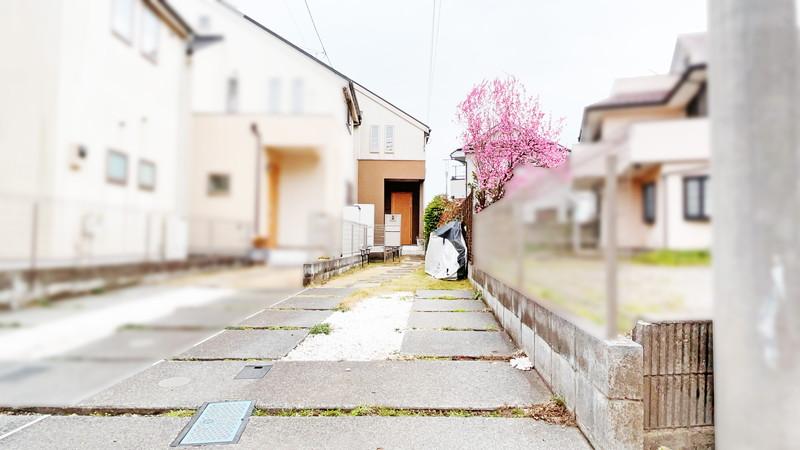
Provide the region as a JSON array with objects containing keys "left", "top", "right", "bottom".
[
  {"left": 0, "top": 0, "right": 193, "bottom": 270},
  {"left": 571, "top": 34, "right": 709, "bottom": 251},
  {"left": 172, "top": 0, "right": 430, "bottom": 259}
]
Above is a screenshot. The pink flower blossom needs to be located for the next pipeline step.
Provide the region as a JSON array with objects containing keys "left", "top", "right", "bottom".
[{"left": 456, "top": 76, "right": 568, "bottom": 211}]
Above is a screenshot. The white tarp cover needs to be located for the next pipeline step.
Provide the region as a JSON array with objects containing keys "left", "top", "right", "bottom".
[{"left": 425, "top": 221, "right": 467, "bottom": 280}]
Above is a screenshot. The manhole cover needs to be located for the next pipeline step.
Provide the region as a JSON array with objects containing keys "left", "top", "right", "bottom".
[
  {"left": 171, "top": 400, "right": 254, "bottom": 447},
  {"left": 235, "top": 364, "right": 272, "bottom": 380}
]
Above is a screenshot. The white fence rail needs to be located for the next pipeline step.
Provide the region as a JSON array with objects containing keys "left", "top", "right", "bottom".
[{"left": 341, "top": 219, "right": 368, "bottom": 257}]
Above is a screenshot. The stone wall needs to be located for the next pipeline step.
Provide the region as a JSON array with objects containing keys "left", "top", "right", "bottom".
[
  {"left": 303, "top": 255, "right": 364, "bottom": 286},
  {"left": 470, "top": 267, "right": 644, "bottom": 450},
  {"left": 0, "top": 256, "right": 248, "bottom": 309}
]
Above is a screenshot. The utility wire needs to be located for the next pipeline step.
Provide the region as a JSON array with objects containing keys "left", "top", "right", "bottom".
[
  {"left": 426, "top": 0, "right": 443, "bottom": 122},
  {"left": 303, "top": 0, "right": 332, "bottom": 66}
]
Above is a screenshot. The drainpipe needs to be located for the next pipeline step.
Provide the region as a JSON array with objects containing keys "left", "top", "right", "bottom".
[{"left": 250, "top": 123, "right": 262, "bottom": 241}]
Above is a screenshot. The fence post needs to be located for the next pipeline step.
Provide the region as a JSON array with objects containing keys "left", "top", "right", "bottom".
[{"left": 604, "top": 153, "right": 618, "bottom": 338}]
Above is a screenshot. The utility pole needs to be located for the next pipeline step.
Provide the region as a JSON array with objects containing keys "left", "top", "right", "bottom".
[{"left": 710, "top": 0, "right": 800, "bottom": 447}]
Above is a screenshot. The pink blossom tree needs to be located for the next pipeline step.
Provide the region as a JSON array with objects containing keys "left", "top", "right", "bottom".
[{"left": 457, "top": 76, "right": 569, "bottom": 211}]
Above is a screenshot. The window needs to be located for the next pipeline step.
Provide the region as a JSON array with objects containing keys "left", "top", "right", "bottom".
[
  {"left": 684, "top": 176, "right": 710, "bottom": 221},
  {"left": 111, "top": 0, "right": 135, "bottom": 43},
  {"left": 138, "top": 160, "right": 156, "bottom": 191},
  {"left": 226, "top": 76, "right": 239, "bottom": 113},
  {"left": 369, "top": 125, "right": 380, "bottom": 153},
  {"left": 106, "top": 150, "right": 129, "bottom": 185},
  {"left": 207, "top": 173, "right": 230, "bottom": 196},
  {"left": 197, "top": 15, "right": 211, "bottom": 32},
  {"left": 268, "top": 78, "right": 282, "bottom": 113},
  {"left": 140, "top": 5, "right": 160, "bottom": 62},
  {"left": 291, "top": 78, "right": 304, "bottom": 114},
  {"left": 687, "top": 83, "right": 708, "bottom": 118},
  {"left": 642, "top": 182, "right": 656, "bottom": 224},
  {"left": 384, "top": 125, "right": 394, "bottom": 153}
]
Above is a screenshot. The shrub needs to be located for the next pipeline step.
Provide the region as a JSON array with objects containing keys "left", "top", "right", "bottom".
[{"left": 423, "top": 195, "right": 448, "bottom": 242}]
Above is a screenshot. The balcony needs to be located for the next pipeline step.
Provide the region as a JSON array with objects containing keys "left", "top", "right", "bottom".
[{"left": 571, "top": 118, "right": 709, "bottom": 188}]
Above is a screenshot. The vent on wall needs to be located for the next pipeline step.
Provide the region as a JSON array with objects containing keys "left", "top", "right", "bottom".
[{"left": 69, "top": 144, "right": 88, "bottom": 171}]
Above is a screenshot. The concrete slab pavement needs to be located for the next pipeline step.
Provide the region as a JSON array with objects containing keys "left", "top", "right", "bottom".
[
  {"left": 416, "top": 289, "right": 475, "bottom": 299},
  {"left": 400, "top": 330, "right": 516, "bottom": 358},
  {"left": 141, "top": 306, "right": 258, "bottom": 329},
  {"left": 62, "top": 329, "right": 211, "bottom": 361},
  {"left": 82, "top": 360, "right": 551, "bottom": 410},
  {"left": 238, "top": 310, "right": 333, "bottom": 328},
  {"left": 275, "top": 296, "right": 343, "bottom": 310},
  {"left": 176, "top": 329, "right": 308, "bottom": 360},
  {"left": 0, "top": 360, "right": 150, "bottom": 407},
  {"left": 408, "top": 311, "right": 499, "bottom": 330},
  {"left": 300, "top": 287, "right": 357, "bottom": 297},
  {"left": 0, "top": 415, "right": 591, "bottom": 449},
  {"left": 413, "top": 299, "right": 487, "bottom": 312},
  {"left": 0, "top": 415, "right": 45, "bottom": 437}
]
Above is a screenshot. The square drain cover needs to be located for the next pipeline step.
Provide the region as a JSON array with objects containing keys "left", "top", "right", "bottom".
[
  {"left": 171, "top": 400, "right": 254, "bottom": 446},
  {"left": 235, "top": 364, "right": 272, "bottom": 380}
]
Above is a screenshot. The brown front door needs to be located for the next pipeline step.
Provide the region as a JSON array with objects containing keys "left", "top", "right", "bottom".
[
  {"left": 267, "top": 159, "right": 280, "bottom": 248},
  {"left": 390, "top": 192, "right": 413, "bottom": 245}
]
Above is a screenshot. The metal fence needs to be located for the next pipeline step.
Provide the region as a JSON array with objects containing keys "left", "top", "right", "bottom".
[
  {"left": 341, "top": 219, "right": 368, "bottom": 257},
  {"left": 187, "top": 216, "right": 253, "bottom": 256},
  {"left": 0, "top": 193, "right": 191, "bottom": 271}
]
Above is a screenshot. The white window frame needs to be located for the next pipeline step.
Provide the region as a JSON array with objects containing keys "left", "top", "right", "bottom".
[
  {"left": 291, "top": 78, "right": 304, "bottom": 114},
  {"left": 137, "top": 159, "right": 157, "bottom": 191},
  {"left": 384, "top": 125, "right": 395, "bottom": 153},
  {"left": 226, "top": 76, "right": 239, "bottom": 113},
  {"left": 369, "top": 125, "right": 380, "bottom": 153},
  {"left": 140, "top": 4, "right": 160, "bottom": 62},
  {"left": 268, "top": 78, "right": 282, "bottom": 114},
  {"left": 106, "top": 150, "right": 129, "bottom": 186},
  {"left": 111, "top": 0, "right": 135, "bottom": 44}
]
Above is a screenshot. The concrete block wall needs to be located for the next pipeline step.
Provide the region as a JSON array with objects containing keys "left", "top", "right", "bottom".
[
  {"left": 303, "top": 255, "right": 363, "bottom": 286},
  {"left": 471, "top": 267, "right": 644, "bottom": 450}
]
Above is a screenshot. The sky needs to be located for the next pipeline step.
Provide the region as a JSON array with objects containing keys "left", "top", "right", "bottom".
[{"left": 230, "top": 0, "right": 707, "bottom": 204}]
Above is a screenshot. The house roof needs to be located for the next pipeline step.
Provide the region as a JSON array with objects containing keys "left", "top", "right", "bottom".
[
  {"left": 149, "top": 0, "right": 194, "bottom": 40},
  {"left": 578, "top": 63, "right": 707, "bottom": 142},
  {"left": 213, "top": 0, "right": 431, "bottom": 134},
  {"left": 670, "top": 33, "right": 707, "bottom": 74}
]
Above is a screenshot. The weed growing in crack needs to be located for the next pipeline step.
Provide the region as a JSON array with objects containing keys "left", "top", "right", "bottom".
[{"left": 309, "top": 323, "right": 332, "bottom": 335}]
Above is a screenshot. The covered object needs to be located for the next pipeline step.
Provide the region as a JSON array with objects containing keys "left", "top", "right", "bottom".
[{"left": 425, "top": 221, "right": 468, "bottom": 280}]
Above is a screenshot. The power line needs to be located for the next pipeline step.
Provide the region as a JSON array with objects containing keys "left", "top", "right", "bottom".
[
  {"left": 426, "top": 0, "right": 443, "bottom": 122},
  {"left": 303, "top": 0, "right": 332, "bottom": 66}
]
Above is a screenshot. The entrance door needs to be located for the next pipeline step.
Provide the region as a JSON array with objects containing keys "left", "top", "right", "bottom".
[
  {"left": 267, "top": 160, "right": 280, "bottom": 248},
  {"left": 390, "top": 192, "right": 413, "bottom": 245}
]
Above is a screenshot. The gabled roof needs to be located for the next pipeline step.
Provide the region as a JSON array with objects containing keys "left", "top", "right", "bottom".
[
  {"left": 148, "top": 0, "right": 194, "bottom": 40},
  {"left": 214, "top": 0, "right": 431, "bottom": 134},
  {"left": 578, "top": 63, "right": 706, "bottom": 142}
]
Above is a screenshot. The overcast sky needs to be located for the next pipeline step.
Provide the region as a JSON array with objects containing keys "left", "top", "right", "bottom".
[{"left": 230, "top": 0, "right": 707, "bottom": 203}]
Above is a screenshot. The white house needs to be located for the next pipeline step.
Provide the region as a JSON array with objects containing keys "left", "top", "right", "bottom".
[
  {"left": 571, "top": 34, "right": 710, "bottom": 251},
  {"left": 171, "top": 0, "right": 430, "bottom": 260},
  {"left": 0, "top": 0, "right": 193, "bottom": 271}
]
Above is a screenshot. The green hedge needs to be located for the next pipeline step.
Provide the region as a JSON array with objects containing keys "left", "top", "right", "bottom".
[{"left": 423, "top": 195, "right": 447, "bottom": 244}]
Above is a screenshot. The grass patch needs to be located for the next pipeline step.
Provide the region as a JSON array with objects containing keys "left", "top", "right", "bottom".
[
  {"left": 337, "top": 266, "right": 473, "bottom": 309},
  {"left": 0, "top": 321, "right": 22, "bottom": 329},
  {"left": 161, "top": 409, "right": 195, "bottom": 418},
  {"left": 226, "top": 326, "right": 304, "bottom": 331},
  {"left": 251, "top": 405, "right": 572, "bottom": 424},
  {"left": 309, "top": 323, "right": 332, "bottom": 335},
  {"left": 631, "top": 249, "right": 710, "bottom": 266}
]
